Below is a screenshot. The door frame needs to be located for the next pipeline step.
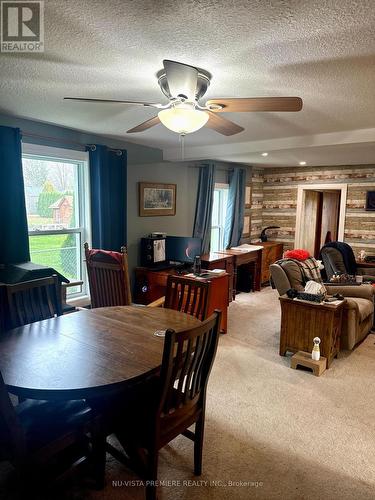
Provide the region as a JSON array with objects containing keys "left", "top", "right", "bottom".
[{"left": 295, "top": 183, "right": 347, "bottom": 248}]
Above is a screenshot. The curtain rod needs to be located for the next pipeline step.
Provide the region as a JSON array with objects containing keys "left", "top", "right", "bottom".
[
  {"left": 21, "top": 131, "right": 124, "bottom": 155},
  {"left": 189, "top": 165, "right": 235, "bottom": 172}
]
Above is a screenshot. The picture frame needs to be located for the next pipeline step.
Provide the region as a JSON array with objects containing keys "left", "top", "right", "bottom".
[
  {"left": 245, "top": 184, "right": 252, "bottom": 209},
  {"left": 139, "top": 182, "right": 176, "bottom": 217},
  {"left": 242, "top": 214, "right": 250, "bottom": 238},
  {"left": 366, "top": 191, "right": 375, "bottom": 211}
]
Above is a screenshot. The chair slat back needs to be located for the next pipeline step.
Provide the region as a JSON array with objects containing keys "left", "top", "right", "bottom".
[
  {"left": 158, "top": 311, "right": 221, "bottom": 419},
  {"left": 84, "top": 243, "right": 132, "bottom": 308},
  {"left": 5, "top": 275, "right": 62, "bottom": 330},
  {"left": 164, "top": 276, "right": 211, "bottom": 321}
]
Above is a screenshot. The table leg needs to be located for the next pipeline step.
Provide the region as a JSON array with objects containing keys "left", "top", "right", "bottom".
[
  {"left": 232, "top": 265, "right": 237, "bottom": 300},
  {"left": 253, "top": 257, "right": 262, "bottom": 291}
]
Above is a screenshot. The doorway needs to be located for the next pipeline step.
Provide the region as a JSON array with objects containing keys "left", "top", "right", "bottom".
[{"left": 295, "top": 184, "right": 347, "bottom": 258}]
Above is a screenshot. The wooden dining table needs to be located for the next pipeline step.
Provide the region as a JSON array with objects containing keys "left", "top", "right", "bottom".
[{"left": 0, "top": 306, "right": 201, "bottom": 401}]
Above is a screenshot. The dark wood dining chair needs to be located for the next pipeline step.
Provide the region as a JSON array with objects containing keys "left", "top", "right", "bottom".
[
  {"left": 0, "top": 369, "right": 105, "bottom": 493},
  {"left": 84, "top": 243, "right": 132, "bottom": 308},
  {"left": 5, "top": 274, "right": 62, "bottom": 330},
  {"left": 149, "top": 275, "right": 212, "bottom": 321},
  {"left": 112, "top": 310, "right": 221, "bottom": 500}
]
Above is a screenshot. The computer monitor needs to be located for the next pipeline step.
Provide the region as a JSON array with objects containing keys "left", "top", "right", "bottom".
[{"left": 166, "top": 236, "right": 202, "bottom": 264}]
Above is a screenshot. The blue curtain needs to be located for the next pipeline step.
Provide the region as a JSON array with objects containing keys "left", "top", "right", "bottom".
[
  {"left": 193, "top": 163, "right": 216, "bottom": 254},
  {"left": 0, "top": 126, "right": 30, "bottom": 264},
  {"left": 224, "top": 168, "right": 246, "bottom": 249},
  {"left": 88, "top": 145, "right": 127, "bottom": 251}
]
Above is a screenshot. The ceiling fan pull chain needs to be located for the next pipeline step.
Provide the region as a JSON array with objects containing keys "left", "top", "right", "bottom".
[{"left": 179, "top": 133, "right": 185, "bottom": 160}]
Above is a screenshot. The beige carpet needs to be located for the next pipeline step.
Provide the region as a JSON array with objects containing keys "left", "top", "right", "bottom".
[{"left": 2, "top": 288, "right": 375, "bottom": 499}]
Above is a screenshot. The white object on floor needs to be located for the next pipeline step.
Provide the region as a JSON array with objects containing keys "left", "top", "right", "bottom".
[{"left": 312, "top": 337, "right": 321, "bottom": 360}]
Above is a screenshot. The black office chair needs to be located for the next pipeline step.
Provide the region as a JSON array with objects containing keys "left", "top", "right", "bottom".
[{"left": 320, "top": 242, "right": 375, "bottom": 282}]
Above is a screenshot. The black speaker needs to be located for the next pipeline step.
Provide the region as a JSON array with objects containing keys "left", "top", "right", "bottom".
[
  {"left": 140, "top": 237, "right": 166, "bottom": 267},
  {"left": 366, "top": 191, "right": 375, "bottom": 211}
]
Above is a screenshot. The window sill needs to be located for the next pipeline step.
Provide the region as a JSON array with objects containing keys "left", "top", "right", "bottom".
[{"left": 67, "top": 295, "right": 91, "bottom": 308}]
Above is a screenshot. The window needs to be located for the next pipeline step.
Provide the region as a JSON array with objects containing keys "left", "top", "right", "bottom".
[
  {"left": 22, "top": 144, "right": 91, "bottom": 298},
  {"left": 210, "top": 183, "right": 228, "bottom": 252}
]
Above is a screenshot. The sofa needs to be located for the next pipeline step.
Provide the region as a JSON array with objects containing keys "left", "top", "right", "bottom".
[{"left": 270, "top": 260, "right": 374, "bottom": 350}]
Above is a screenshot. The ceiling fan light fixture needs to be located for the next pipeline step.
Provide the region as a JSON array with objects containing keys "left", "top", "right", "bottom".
[{"left": 158, "top": 106, "right": 209, "bottom": 134}]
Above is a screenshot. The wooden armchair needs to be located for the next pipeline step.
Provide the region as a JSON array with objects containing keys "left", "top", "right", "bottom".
[
  {"left": 149, "top": 275, "right": 212, "bottom": 321},
  {"left": 84, "top": 243, "right": 132, "bottom": 308},
  {"left": 4, "top": 274, "right": 62, "bottom": 330},
  {"left": 112, "top": 311, "right": 221, "bottom": 500}
]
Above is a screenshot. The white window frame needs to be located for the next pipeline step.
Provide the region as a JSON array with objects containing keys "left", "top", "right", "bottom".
[
  {"left": 22, "top": 143, "right": 91, "bottom": 301},
  {"left": 211, "top": 183, "right": 229, "bottom": 252}
]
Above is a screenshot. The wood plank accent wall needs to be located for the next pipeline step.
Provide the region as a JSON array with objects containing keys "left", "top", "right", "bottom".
[
  {"left": 250, "top": 167, "right": 263, "bottom": 241},
  {"left": 249, "top": 165, "right": 375, "bottom": 256}
]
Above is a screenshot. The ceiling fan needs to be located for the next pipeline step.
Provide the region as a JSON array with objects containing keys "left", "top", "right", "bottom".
[{"left": 64, "top": 60, "right": 303, "bottom": 136}]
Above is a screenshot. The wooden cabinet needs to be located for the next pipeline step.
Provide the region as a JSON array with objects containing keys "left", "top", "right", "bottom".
[
  {"left": 134, "top": 267, "right": 230, "bottom": 333},
  {"left": 258, "top": 242, "right": 283, "bottom": 285}
]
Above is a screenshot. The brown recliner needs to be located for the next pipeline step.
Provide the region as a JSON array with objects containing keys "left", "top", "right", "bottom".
[{"left": 270, "top": 260, "right": 374, "bottom": 350}]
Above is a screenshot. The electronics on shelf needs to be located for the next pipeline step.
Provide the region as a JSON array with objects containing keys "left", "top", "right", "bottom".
[
  {"left": 140, "top": 235, "right": 202, "bottom": 269},
  {"left": 150, "top": 232, "right": 167, "bottom": 238},
  {"left": 140, "top": 236, "right": 166, "bottom": 267},
  {"left": 165, "top": 236, "right": 202, "bottom": 265}
]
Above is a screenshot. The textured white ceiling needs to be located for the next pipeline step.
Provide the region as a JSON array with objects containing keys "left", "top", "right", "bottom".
[{"left": 1, "top": 0, "right": 375, "bottom": 165}]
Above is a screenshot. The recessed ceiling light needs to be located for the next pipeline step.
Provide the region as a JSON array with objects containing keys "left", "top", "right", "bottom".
[
  {"left": 299, "top": 161, "right": 306, "bottom": 166},
  {"left": 261, "top": 152, "right": 268, "bottom": 157}
]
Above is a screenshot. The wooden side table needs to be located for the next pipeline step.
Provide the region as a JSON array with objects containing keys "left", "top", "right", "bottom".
[{"left": 279, "top": 296, "right": 344, "bottom": 368}]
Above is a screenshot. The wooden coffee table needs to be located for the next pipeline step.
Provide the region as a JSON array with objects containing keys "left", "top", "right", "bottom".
[{"left": 279, "top": 296, "right": 345, "bottom": 368}]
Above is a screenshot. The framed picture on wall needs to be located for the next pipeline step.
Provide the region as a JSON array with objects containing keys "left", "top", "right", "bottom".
[
  {"left": 139, "top": 182, "right": 176, "bottom": 216},
  {"left": 242, "top": 214, "right": 250, "bottom": 238},
  {"left": 366, "top": 191, "right": 375, "bottom": 211},
  {"left": 245, "top": 184, "right": 252, "bottom": 209}
]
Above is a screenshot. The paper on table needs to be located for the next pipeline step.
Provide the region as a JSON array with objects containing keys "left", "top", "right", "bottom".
[
  {"left": 230, "top": 244, "right": 263, "bottom": 252},
  {"left": 208, "top": 269, "right": 226, "bottom": 274}
]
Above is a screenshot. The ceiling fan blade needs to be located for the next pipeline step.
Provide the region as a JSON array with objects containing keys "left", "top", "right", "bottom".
[
  {"left": 127, "top": 115, "right": 161, "bottom": 133},
  {"left": 205, "top": 111, "right": 244, "bottom": 136},
  {"left": 64, "top": 97, "right": 163, "bottom": 108},
  {"left": 206, "top": 97, "right": 303, "bottom": 112},
  {"left": 163, "top": 60, "right": 198, "bottom": 100}
]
